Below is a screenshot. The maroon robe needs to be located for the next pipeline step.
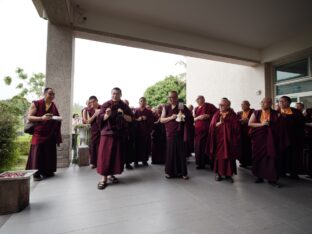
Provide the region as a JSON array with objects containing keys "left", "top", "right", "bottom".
[
  {"left": 208, "top": 109, "right": 240, "bottom": 177},
  {"left": 151, "top": 113, "right": 166, "bottom": 164},
  {"left": 164, "top": 104, "right": 192, "bottom": 177},
  {"left": 26, "top": 99, "right": 62, "bottom": 176},
  {"left": 125, "top": 121, "right": 136, "bottom": 165},
  {"left": 237, "top": 109, "right": 254, "bottom": 167},
  {"left": 250, "top": 109, "right": 279, "bottom": 181},
  {"left": 97, "top": 100, "right": 133, "bottom": 176},
  {"left": 278, "top": 108, "right": 305, "bottom": 176},
  {"left": 134, "top": 108, "right": 154, "bottom": 163},
  {"left": 194, "top": 103, "right": 217, "bottom": 168},
  {"left": 185, "top": 115, "right": 195, "bottom": 158},
  {"left": 87, "top": 106, "right": 101, "bottom": 167},
  {"left": 303, "top": 110, "right": 312, "bottom": 176}
]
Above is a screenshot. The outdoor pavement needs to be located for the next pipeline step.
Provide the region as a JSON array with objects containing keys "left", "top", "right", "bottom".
[{"left": 0, "top": 157, "right": 312, "bottom": 234}]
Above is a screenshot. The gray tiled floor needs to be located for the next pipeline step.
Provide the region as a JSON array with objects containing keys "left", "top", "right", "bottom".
[{"left": 1, "top": 158, "right": 312, "bottom": 234}]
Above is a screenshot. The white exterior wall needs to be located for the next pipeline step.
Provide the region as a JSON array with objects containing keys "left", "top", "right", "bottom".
[{"left": 186, "top": 57, "right": 265, "bottom": 112}]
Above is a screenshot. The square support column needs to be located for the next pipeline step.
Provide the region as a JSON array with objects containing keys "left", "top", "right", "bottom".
[
  {"left": 264, "top": 62, "right": 274, "bottom": 100},
  {"left": 46, "top": 22, "right": 74, "bottom": 168}
]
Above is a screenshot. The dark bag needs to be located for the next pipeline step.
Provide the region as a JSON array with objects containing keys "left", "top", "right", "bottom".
[
  {"left": 24, "top": 101, "right": 39, "bottom": 135},
  {"left": 24, "top": 121, "right": 37, "bottom": 135}
]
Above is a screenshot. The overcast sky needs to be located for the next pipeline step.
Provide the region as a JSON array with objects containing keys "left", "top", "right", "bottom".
[{"left": 0, "top": 0, "right": 185, "bottom": 107}]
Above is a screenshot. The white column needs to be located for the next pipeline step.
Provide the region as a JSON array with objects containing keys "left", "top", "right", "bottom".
[{"left": 46, "top": 22, "right": 74, "bottom": 167}]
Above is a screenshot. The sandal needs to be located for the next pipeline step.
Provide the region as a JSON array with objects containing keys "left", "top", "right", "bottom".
[
  {"left": 165, "top": 174, "right": 172, "bottom": 179},
  {"left": 182, "top": 176, "right": 189, "bottom": 180},
  {"left": 33, "top": 175, "right": 42, "bottom": 181},
  {"left": 109, "top": 176, "right": 119, "bottom": 184},
  {"left": 97, "top": 181, "right": 107, "bottom": 190},
  {"left": 215, "top": 174, "right": 222, "bottom": 181}
]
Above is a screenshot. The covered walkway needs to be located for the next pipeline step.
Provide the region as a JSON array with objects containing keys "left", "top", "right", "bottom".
[{"left": 1, "top": 160, "right": 312, "bottom": 234}]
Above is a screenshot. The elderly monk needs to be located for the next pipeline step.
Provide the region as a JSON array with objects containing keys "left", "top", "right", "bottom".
[
  {"left": 278, "top": 96, "right": 305, "bottom": 179},
  {"left": 237, "top": 100, "right": 254, "bottom": 167},
  {"left": 151, "top": 105, "right": 167, "bottom": 164},
  {"left": 134, "top": 97, "right": 154, "bottom": 166},
  {"left": 208, "top": 98, "right": 240, "bottom": 183},
  {"left": 194, "top": 95, "right": 217, "bottom": 169},
  {"left": 26, "top": 87, "right": 62, "bottom": 181},
  {"left": 86, "top": 96, "right": 101, "bottom": 168},
  {"left": 160, "top": 91, "right": 192, "bottom": 180},
  {"left": 248, "top": 97, "right": 280, "bottom": 187},
  {"left": 96, "top": 87, "right": 133, "bottom": 189}
]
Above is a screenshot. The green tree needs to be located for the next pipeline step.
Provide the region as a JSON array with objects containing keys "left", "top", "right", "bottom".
[
  {"left": 1, "top": 68, "right": 45, "bottom": 171},
  {"left": 144, "top": 75, "right": 186, "bottom": 107},
  {"left": 3, "top": 67, "right": 45, "bottom": 99},
  {"left": 1, "top": 96, "right": 30, "bottom": 117}
]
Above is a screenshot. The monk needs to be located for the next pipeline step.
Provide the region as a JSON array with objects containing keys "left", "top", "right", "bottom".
[
  {"left": 96, "top": 87, "right": 133, "bottom": 189},
  {"left": 134, "top": 97, "right": 154, "bottom": 166},
  {"left": 186, "top": 104, "right": 195, "bottom": 158},
  {"left": 26, "top": 87, "right": 62, "bottom": 181},
  {"left": 303, "top": 108, "right": 312, "bottom": 177},
  {"left": 160, "top": 91, "right": 192, "bottom": 180},
  {"left": 237, "top": 100, "right": 254, "bottom": 167},
  {"left": 295, "top": 102, "right": 305, "bottom": 113},
  {"left": 208, "top": 98, "right": 240, "bottom": 183},
  {"left": 278, "top": 96, "right": 305, "bottom": 178},
  {"left": 82, "top": 100, "right": 91, "bottom": 124},
  {"left": 123, "top": 99, "right": 135, "bottom": 170},
  {"left": 188, "top": 105, "right": 194, "bottom": 114},
  {"left": 248, "top": 97, "right": 280, "bottom": 187},
  {"left": 87, "top": 96, "right": 101, "bottom": 168},
  {"left": 194, "top": 96, "right": 217, "bottom": 169},
  {"left": 151, "top": 105, "right": 167, "bottom": 164}
]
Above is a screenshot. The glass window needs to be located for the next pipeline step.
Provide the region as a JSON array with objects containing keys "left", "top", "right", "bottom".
[
  {"left": 299, "top": 96, "right": 312, "bottom": 109},
  {"left": 276, "top": 59, "right": 308, "bottom": 81},
  {"left": 276, "top": 80, "right": 312, "bottom": 95}
]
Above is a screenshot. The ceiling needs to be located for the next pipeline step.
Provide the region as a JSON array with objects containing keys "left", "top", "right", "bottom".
[{"left": 72, "top": 0, "right": 312, "bottom": 49}]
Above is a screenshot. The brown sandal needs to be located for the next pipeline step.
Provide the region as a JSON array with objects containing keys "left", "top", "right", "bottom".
[
  {"left": 109, "top": 176, "right": 119, "bottom": 184},
  {"left": 97, "top": 181, "right": 107, "bottom": 190}
]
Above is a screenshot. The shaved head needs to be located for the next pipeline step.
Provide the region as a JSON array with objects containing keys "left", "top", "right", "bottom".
[
  {"left": 219, "top": 98, "right": 231, "bottom": 112},
  {"left": 221, "top": 98, "right": 231, "bottom": 106},
  {"left": 261, "top": 97, "right": 272, "bottom": 110},
  {"left": 241, "top": 100, "right": 250, "bottom": 111},
  {"left": 196, "top": 95, "right": 205, "bottom": 105},
  {"left": 168, "top": 91, "right": 178, "bottom": 105}
]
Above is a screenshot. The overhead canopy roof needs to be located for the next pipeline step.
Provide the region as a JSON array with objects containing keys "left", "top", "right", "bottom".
[{"left": 33, "top": 0, "right": 312, "bottom": 66}]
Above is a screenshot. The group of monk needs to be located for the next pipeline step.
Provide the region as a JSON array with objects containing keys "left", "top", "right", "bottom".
[
  {"left": 80, "top": 88, "right": 312, "bottom": 189},
  {"left": 26, "top": 87, "right": 312, "bottom": 190}
]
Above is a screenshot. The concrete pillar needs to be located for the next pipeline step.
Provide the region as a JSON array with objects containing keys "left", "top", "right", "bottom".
[
  {"left": 264, "top": 63, "right": 274, "bottom": 100},
  {"left": 46, "top": 22, "right": 74, "bottom": 168}
]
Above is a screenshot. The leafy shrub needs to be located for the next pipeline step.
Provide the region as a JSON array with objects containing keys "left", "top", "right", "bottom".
[{"left": 0, "top": 102, "right": 20, "bottom": 171}]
